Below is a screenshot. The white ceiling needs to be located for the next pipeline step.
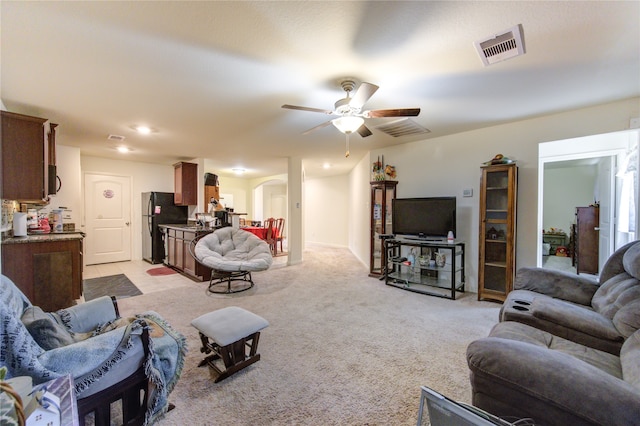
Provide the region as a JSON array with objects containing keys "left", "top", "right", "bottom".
[{"left": 2, "top": 1, "right": 639, "bottom": 179}]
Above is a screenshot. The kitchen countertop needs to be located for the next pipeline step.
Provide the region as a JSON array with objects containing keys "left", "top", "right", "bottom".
[
  {"left": 158, "top": 224, "right": 219, "bottom": 232},
  {"left": 1, "top": 231, "right": 85, "bottom": 245}
]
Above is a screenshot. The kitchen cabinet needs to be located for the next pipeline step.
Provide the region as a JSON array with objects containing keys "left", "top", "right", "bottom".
[
  {"left": 1, "top": 234, "right": 84, "bottom": 311},
  {"left": 575, "top": 205, "right": 599, "bottom": 275},
  {"left": 478, "top": 163, "right": 518, "bottom": 303},
  {"left": 1, "top": 111, "right": 48, "bottom": 202},
  {"left": 369, "top": 180, "right": 397, "bottom": 277},
  {"left": 47, "top": 123, "right": 59, "bottom": 195},
  {"left": 174, "top": 162, "right": 198, "bottom": 206},
  {"left": 162, "top": 225, "right": 212, "bottom": 281}
]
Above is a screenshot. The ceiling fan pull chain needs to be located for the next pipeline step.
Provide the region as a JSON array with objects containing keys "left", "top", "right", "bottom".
[{"left": 345, "top": 133, "right": 350, "bottom": 158}]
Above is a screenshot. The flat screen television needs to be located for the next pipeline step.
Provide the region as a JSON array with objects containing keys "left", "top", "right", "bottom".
[{"left": 392, "top": 197, "right": 456, "bottom": 240}]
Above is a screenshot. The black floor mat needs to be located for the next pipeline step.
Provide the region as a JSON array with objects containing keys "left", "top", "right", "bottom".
[{"left": 83, "top": 274, "right": 142, "bottom": 301}]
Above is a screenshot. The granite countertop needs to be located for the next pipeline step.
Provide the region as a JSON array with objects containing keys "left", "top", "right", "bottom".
[{"left": 1, "top": 231, "right": 86, "bottom": 245}]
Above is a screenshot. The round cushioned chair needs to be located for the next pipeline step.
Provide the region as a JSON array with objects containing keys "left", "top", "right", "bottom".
[{"left": 192, "top": 226, "right": 273, "bottom": 294}]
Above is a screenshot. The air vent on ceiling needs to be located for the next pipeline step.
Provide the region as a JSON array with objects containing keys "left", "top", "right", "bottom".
[
  {"left": 474, "top": 24, "right": 525, "bottom": 66},
  {"left": 108, "top": 134, "right": 126, "bottom": 141},
  {"left": 375, "top": 119, "right": 430, "bottom": 138}
]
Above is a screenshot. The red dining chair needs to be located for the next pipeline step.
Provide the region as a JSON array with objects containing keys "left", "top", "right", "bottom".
[
  {"left": 275, "top": 218, "right": 285, "bottom": 253},
  {"left": 263, "top": 218, "right": 277, "bottom": 255}
]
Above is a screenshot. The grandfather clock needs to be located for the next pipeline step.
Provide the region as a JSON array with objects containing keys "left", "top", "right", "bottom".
[{"left": 370, "top": 180, "right": 397, "bottom": 277}]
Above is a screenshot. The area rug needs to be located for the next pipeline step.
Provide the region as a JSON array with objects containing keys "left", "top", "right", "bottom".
[
  {"left": 83, "top": 274, "right": 142, "bottom": 301},
  {"left": 146, "top": 266, "right": 177, "bottom": 276}
]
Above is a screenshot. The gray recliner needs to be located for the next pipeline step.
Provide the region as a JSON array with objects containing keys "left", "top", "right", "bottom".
[
  {"left": 500, "top": 240, "right": 640, "bottom": 354},
  {"left": 467, "top": 240, "right": 640, "bottom": 425}
]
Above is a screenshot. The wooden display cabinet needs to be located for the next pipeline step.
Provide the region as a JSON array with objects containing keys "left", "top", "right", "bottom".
[
  {"left": 369, "top": 180, "right": 397, "bottom": 277},
  {"left": 478, "top": 163, "right": 518, "bottom": 302},
  {"left": 174, "top": 161, "right": 198, "bottom": 206}
]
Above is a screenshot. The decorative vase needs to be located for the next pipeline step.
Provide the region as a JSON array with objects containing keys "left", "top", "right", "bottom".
[{"left": 435, "top": 252, "right": 446, "bottom": 268}]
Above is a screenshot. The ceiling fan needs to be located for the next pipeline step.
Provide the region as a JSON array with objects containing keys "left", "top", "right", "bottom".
[{"left": 282, "top": 80, "right": 420, "bottom": 156}]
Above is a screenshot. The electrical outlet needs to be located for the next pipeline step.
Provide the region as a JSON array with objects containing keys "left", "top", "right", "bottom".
[
  {"left": 463, "top": 188, "right": 473, "bottom": 197},
  {"left": 630, "top": 117, "right": 640, "bottom": 129}
]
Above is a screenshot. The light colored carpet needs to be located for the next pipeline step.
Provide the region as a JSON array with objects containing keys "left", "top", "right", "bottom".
[{"left": 117, "top": 244, "right": 501, "bottom": 425}]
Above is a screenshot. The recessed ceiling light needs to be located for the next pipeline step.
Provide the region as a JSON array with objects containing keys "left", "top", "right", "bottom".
[
  {"left": 232, "top": 168, "right": 245, "bottom": 175},
  {"left": 116, "top": 146, "right": 131, "bottom": 153},
  {"left": 323, "top": 163, "right": 331, "bottom": 169},
  {"left": 135, "top": 126, "right": 151, "bottom": 134}
]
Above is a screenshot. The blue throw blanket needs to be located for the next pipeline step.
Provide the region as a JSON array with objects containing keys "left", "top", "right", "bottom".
[{"left": 0, "top": 275, "right": 186, "bottom": 424}]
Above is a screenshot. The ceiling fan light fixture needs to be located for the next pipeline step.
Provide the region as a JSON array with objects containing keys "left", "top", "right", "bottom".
[{"left": 332, "top": 116, "right": 364, "bottom": 134}]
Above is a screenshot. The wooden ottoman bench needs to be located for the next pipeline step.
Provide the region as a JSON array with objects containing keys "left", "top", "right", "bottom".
[{"left": 191, "top": 307, "right": 269, "bottom": 383}]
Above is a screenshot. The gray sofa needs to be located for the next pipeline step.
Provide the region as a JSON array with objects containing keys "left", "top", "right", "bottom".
[{"left": 467, "top": 240, "right": 640, "bottom": 425}]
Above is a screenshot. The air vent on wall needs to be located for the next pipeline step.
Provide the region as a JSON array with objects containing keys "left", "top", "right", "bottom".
[
  {"left": 474, "top": 24, "right": 525, "bottom": 66},
  {"left": 108, "top": 134, "right": 126, "bottom": 141},
  {"left": 375, "top": 119, "right": 430, "bottom": 138}
]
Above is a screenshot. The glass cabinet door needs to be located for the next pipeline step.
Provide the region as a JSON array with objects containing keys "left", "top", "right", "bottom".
[
  {"left": 478, "top": 164, "right": 517, "bottom": 302},
  {"left": 370, "top": 181, "right": 397, "bottom": 277}
]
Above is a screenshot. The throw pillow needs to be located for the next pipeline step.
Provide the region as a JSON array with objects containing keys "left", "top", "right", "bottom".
[{"left": 21, "top": 306, "right": 75, "bottom": 350}]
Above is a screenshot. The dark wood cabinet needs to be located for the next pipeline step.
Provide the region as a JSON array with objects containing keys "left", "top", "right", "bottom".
[
  {"left": 1, "top": 111, "right": 48, "bottom": 202},
  {"left": 174, "top": 162, "right": 198, "bottom": 206},
  {"left": 163, "top": 226, "right": 212, "bottom": 281},
  {"left": 1, "top": 235, "right": 84, "bottom": 311},
  {"left": 369, "top": 180, "right": 397, "bottom": 277},
  {"left": 478, "top": 163, "right": 518, "bottom": 302},
  {"left": 575, "top": 206, "right": 599, "bottom": 275}
]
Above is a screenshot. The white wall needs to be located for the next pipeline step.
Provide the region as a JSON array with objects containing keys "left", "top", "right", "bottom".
[
  {"left": 543, "top": 165, "right": 597, "bottom": 232},
  {"left": 80, "top": 155, "right": 175, "bottom": 260},
  {"left": 348, "top": 152, "right": 375, "bottom": 268},
  {"left": 305, "top": 173, "right": 349, "bottom": 247},
  {"left": 353, "top": 97, "right": 640, "bottom": 293}
]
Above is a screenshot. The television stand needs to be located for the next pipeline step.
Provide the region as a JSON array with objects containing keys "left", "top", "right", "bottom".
[{"left": 385, "top": 238, "right": 465, "bottom": 300}]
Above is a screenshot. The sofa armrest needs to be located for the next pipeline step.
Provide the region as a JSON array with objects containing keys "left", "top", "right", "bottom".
[
  {"left": 514, "top": 267, "right": 598, "bottom": 305},
  {"left": 467, "top": 337, "right": 640, "bottom": 426},
  {"left": 56, "top": 296, "right": 118, "bottom": 333}
]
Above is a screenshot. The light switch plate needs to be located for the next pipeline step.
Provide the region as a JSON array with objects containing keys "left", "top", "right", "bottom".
[{"left": 463, "top": 188, "right": 473, "bottom": 197}]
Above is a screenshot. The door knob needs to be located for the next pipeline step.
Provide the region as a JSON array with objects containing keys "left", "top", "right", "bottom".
[
  {"left": 126, "top": 222, "right": 130, "bottom": 226},
  {"left": 594, "top": 227, "right": 600, "bottom": 231}
]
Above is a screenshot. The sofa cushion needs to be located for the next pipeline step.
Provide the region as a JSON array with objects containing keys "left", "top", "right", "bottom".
[
  {"left": 620, "top": 330, "right": 640, "bottom": 391},
  {"left": 613, "top": 298, "right": 640, "bottom": 338},
  {"left": 21, "top": 306, "right": 75, "bottom": 350},
  {"left": 530, "top": 296, "right": 622, "bottom": 342},
  {"left": 592, "top": 273, "right": 638, "bottom": 318},
  {"left": 488, "top": 321, "right": 622, "bottom": 378},
  {"left": 622, "top": 242, "right": 640, "bottom": 280}
]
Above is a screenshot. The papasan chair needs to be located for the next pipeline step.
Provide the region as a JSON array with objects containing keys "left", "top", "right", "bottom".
[{"left": 191, "top": 226, "right": 273, "bottom": 294}]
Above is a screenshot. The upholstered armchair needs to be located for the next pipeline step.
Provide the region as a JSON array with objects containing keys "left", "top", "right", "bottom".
[{"left": 0, "top": 274, "right": 186, "bottom": 425}]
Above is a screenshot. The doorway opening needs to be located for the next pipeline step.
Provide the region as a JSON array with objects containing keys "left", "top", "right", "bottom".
[{"left": 538, "top": 129, "right": 639, "bottom": 275}]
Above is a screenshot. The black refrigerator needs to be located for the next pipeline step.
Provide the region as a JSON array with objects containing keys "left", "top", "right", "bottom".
[{"left": 142, "top": 192, "right": 189, "bottom": 264}]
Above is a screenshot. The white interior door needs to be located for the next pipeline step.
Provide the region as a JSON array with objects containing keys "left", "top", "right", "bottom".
[
  {"left": 597, "top": 157, "right": 614, "bottom": 271},
  {"left": 84, "top": 173, "right": 132, "bottom": 265}
]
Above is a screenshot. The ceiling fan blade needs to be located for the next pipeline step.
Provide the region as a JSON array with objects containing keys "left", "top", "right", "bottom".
[
  {"left": 365, "top": 108, "right": 420, "bottom": 118},
  {"left": 302, "top": 120, "right": 333, "bottom": 135},
  {"left": 282, "top": 104, "right": 334, "bottom": 115},
  {"left": 357, "top": 124, "right": 373, "bottom": 138},
  {"left": 349, "top": 82, "right": 379, "bottom": 109}
]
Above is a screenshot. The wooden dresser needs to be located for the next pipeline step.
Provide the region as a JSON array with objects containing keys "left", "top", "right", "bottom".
[{"left": 575, "top": 206, "right": 599, "bottom": 275}]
